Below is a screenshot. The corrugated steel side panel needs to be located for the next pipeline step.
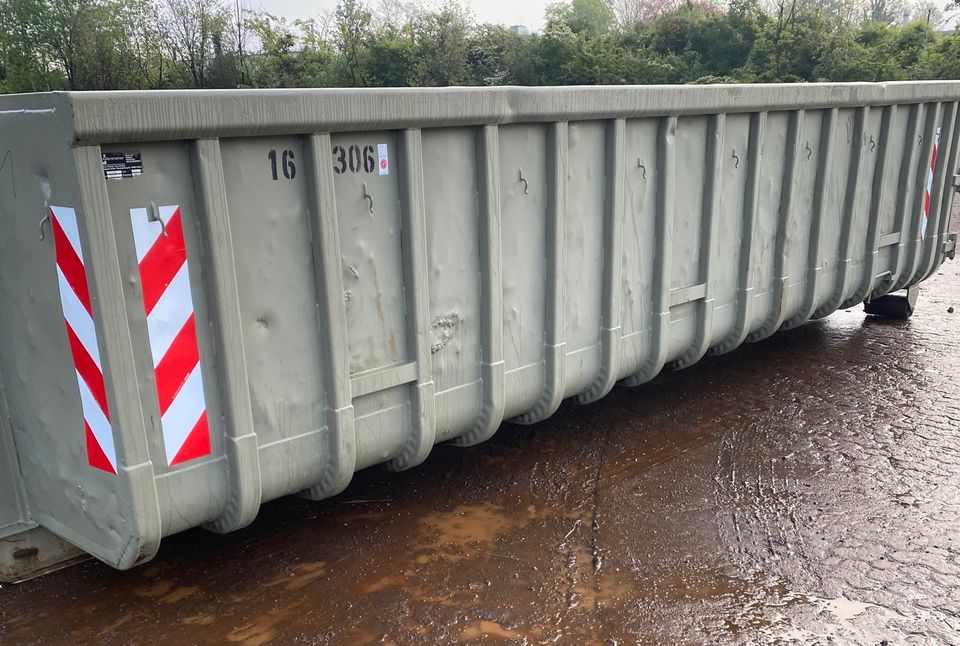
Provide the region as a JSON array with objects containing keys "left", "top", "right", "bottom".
[{"left": 0, "top": 84, "right": 958, "bottom": 577}]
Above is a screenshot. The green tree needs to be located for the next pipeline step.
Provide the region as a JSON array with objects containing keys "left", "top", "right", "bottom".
[
  {"left": 546, "top": 0, "right": 617, "bottom": 33},
  {"left": 408, "top": 1, "right": 473, "bottom": 86},
  {"left": 645, "top": 1, "right": 763, "bottom": 81},
  {"left": 165, "top": 0, "right": 234, "bottom": 88},
  {"left": 0, "top": 0, "right": 63, "bottom": 91},
  {"left": 366, "top": 25, "right": 417, "bottom": 86},
  {"left": 332, "top": 0, "right": 371, "bottom": 85},
  {"left": 0, "top": 0, "right": 147, "bottom": 91},
  {"left": 3, "top": 0, "right": 960, "bottom": 95},
  {"left": 244, "top": 13, "right": 336, "bottom": 87},
  {"left": 467, "top": 24, "right": 539, "bottom": 85},
  {"left": 246, "top": 13, "right": 298, "bottom": 86},
  {"left": 743, "top": 0, "right": 832, "bottom": 81},
  {"left": 129, "top": 0, "right": 172, "bottom": 88}
]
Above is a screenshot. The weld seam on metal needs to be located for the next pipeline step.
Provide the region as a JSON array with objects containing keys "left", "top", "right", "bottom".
[
  {"left": 388, "top": 129, "right": 436, "bottom": 470},
  {"left": 455, "top": 125, "right": 505, "bottom": 446},
  {"left": 73, "top": 145, "right": 161, "bottom": 567},
  {"left": 191, "top": 139, "right": 262, "bottom": 533},
  {"left": 301, "top": 133, "right": 357, "bottom": 498}
]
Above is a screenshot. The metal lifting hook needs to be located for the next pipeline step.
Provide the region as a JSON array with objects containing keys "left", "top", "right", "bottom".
[
  {"left": 39, "top": 212, "right": 50, "bottom": 241},
  {"left": 637, "top": 159, "right": 646, "bottom": 179},
  {"left": 362, "top": 182, "right": 374, "bottom": 213},
  {"left": 148, "top": 203, "right": 168, "bottom": 237},
  {"left": 518, "top": 169, "right": 529, "bottom": 195},
  {"left": 731, "top": 149, "right": 740, "bottom": 169}
]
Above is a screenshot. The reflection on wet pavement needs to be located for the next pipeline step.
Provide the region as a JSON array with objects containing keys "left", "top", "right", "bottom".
[{"left": 2, "top": 219, "right": 959, "bottom": 644}]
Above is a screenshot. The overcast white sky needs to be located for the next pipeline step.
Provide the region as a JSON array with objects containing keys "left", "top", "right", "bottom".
[{"left": 254, "top": 0, "right": 550, "bottom": 31}]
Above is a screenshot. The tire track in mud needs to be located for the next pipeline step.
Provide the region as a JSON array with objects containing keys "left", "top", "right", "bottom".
[{"left": 712, "top": 415, "right": 820, "bottom": 595}]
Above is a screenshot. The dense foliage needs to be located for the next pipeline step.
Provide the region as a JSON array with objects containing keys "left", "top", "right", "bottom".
[{"left": 1, "top": 0, "right": 959, "bottom": 93}]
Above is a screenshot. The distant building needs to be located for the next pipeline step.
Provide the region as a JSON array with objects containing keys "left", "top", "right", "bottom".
[{"left": 509, "top": 25, "right": 530, "bottom": 36}]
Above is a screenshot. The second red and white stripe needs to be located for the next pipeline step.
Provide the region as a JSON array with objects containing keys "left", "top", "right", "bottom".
[
  {"left": 131, "top": 205, "right": 210, "bottom": 466},
  {"left": 922, "top": 127, "right": 941, "bottom": 241}
]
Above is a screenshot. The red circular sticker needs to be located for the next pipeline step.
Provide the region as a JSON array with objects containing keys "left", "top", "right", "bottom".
[{"left": 379, "top": 158, "right": 388, "bottom": 170}]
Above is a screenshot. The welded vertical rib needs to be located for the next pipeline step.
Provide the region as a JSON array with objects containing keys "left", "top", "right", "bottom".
[
  {"left": 813, "top": 108, "right": 864, "bottom": 317},
  {"left": 717, "top": 111, "right": 767, "bottom": 351},
  {"left": 921, "top": 101, "right": 960, "bottom": 282},
  {"left": 300, "top": 133, "right": 357, "bottom": 498},
  {"left": 847, "top": 105, "right": 895, "bottom": 306},
  {"left": 784, "top": 108, "right": 837, "bottom": 328},
  {"left": 671, "top": 113, "right": 724, "bottom": 369},
  {"left": 514, "top": 122, "right": 568, "bottom": 424},
  {"left": 900, "top": 102, "right": 942, "bottom": 288},
  {"left": 742, "top": 111, "right": 791, "bottom": 344},
  {"left": 73, "top": 145, "right": 162, "bottom": 568},
  {"left": 389, "top": 129, "right": 437, "bottom": 470},
  {"left": 835, "top": 106, "right": 869, "bottom": 308},
  {"left": 621, "top": 115, "right": 676, "bottom": 386},
  {"left": 881, "top": 103, "right": 922, "bottom": 297},
  {"left": 190, "top": 139, "right": 262, "bottom": 534},
  {"left": 455, "top": 125, "right": 505, "bottom": 445},
  {"left": 579, "top": 118, "right": 625, "bottom": 402}
]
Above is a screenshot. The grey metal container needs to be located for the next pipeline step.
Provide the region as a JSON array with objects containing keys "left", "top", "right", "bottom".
[{"left": 1, "top": 83, "right": 958, "bottom": 581}]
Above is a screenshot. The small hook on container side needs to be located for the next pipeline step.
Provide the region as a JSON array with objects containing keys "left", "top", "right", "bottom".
[
  {"left": 147, "top": 202, "right": 167, "bottom": 237},
  {"left": 805, "top": 142, "right": 813, "bottom": 159},
  {"left": 518, "top": 169, "right": 529, "bottom": 195},
  {"left": 39, "top": 211, "right": 50, "bottom": 241},
  {"left": 732, "top": 148, "right": 740, "bottom": 169},
  {"left": 637, "top": 159, "right": 646, "bottom": 179},
  {"left": 362, "top": 182, "right": 374, "bottom": 213},
  {"left": 869, "top": 136, "right": 876, "bottom": 152},
  {"left": 918, "top": 134, "right": 923, "bottom": 146}
]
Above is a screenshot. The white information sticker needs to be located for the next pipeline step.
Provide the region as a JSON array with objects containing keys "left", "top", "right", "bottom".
[{"left": 377, "top": 143, "right": 389, "bottom": 176}]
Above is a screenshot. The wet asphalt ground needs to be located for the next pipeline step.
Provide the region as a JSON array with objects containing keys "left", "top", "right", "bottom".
[{"left": 2, "top": 216, "right": 960, "bottom": 645}]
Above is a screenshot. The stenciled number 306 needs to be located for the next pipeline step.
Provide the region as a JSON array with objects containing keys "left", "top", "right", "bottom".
[{"left": 332, "top": 144, "right": 376, "bottom": 174}]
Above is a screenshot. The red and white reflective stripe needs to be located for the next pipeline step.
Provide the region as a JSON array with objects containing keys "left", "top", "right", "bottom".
[
  {"left": 131, "top": 205, "right": 210, "bottom": 466},
  {"left": 922, "top": 127, "right": 941, "bottom": 241},
  {"left": 51, "top": 206, "right": 118, "bottom": 474}
]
